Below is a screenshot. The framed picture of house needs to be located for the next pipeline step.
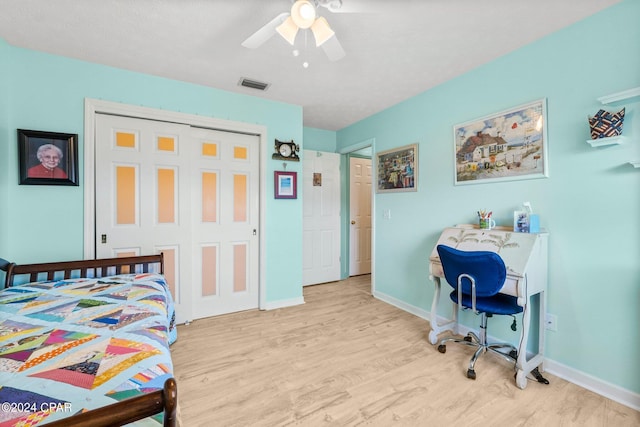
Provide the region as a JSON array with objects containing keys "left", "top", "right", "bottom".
[
  {"left": 18, "top": 129, "right": 79, "bottom": 186},
  {"left": 453, "top": 99, "right": 548, "bottom": 185},
  {"left": 375, "top": 143, "right": 418, "bottom": 193}
]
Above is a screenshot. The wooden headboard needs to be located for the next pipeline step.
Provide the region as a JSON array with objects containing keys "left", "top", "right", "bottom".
[{"left": 2, "top": 254, "right": 164, "bottom": 288}]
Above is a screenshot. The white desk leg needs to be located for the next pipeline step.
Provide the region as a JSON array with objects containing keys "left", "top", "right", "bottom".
[
  {"left": 515, "top": 297, "right": 531, "bottom": 389},
  {"left": 538, "top": 290, "right": 546, "bottom": 373},
  {"left": 515, "top": 291, "right": 545, "bottom": 389},
  {"left": 428, "top": 276, "right": 456, "bottom": 345}
]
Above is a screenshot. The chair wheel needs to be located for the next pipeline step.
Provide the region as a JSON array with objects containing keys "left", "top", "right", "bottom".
[
  {"left": 463, "top": 335, "right": 472, "bottom": 342},
  {"left": 467, "top": 369, "right": 476, "bottom": 380},
  {"left": 437, "top": 345, "right": 446, "bottom": 353}
]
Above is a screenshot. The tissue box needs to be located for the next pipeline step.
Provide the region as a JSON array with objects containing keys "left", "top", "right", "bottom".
[{"left": 529, "top": 214, "right": 540, "bottom": 233}]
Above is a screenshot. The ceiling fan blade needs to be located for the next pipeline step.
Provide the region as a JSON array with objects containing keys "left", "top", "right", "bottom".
[
  {"left": 321, "top": 35, "right": 346, "bottom": 61},
  {"left": 241, "top": 12, "right": 289, "bottom": 49}
]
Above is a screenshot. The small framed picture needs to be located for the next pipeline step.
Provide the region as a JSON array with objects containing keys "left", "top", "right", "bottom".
[
  {"left": 375, "top": 143, "right": 418, "bottom": 193},
  {"left": 274, "top": 171, "right": 297, "bottom": 199},
  {"left": 18, "top": 129, "right": 79, "bottom": 186},
  {"left": 514, "top": 210, "right": 530, "bottom": 233}
]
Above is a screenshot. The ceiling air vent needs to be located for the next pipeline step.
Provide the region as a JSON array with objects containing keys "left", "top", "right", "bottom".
[{"left": 238, "top": 77, "right": 270, "bottom": 91}]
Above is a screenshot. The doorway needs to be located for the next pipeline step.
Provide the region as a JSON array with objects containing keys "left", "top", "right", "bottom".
[
  {"left": 347, "top": 146, "right": 373, "bottom": 278},
  {"left": 349, "top": 156, "right": 372, "bottom": 276}
]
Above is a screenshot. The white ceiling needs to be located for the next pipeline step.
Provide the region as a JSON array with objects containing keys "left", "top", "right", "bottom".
[{"left": 0, "top": 0, "right": 621, "bottom": 131}]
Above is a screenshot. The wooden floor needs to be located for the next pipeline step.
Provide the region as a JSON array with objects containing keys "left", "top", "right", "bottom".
[{"left": 171, "top": 275, "right": 639, "bottom": 426}]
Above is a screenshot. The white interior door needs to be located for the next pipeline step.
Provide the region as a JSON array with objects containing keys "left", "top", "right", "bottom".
[
  {"left": 302, "top": 150, "right": 341, "bottom": 286},
  {"left": 94, "top": 114, "right": 260, "bottom": 323},
  {"left": 349, "top": 156, "right": 372, "bottom": 276}
]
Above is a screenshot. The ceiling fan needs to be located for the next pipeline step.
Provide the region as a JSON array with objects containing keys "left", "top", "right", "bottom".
[{"left": 242, "top": 0, "right": 346, "bottom": 61}]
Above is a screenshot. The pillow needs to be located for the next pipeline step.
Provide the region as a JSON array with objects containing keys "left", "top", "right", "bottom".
[{"left": 588, "top": 108, "right": 625, "bottom": 139}]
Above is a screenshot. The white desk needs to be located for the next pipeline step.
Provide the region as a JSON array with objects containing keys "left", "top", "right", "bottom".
[{"left": 428, "top": 225, "right": 548, "bottom": 389}]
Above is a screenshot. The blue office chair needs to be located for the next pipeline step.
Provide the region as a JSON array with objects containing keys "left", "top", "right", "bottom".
[{"left": 436, "top": 244, "right": 522, "bottom": 380}]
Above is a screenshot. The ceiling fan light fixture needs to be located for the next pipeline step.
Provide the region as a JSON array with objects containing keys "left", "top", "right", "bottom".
[
  {"left": 276, "top": 16, "right": 299, "bottom": 45},
  {"left": 291, "top": 0, "right": 316, "bottom": 29},
  {"left": 311, "top": 16, "right": 335, "bottom": 47},
  {"left": 242, "top": 0, "right": 345, "bottom": 61}
]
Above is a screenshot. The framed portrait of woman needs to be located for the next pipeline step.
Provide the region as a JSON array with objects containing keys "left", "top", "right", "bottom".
[{"left": 18, "top": 129, "right": 79, "bottom": 186}]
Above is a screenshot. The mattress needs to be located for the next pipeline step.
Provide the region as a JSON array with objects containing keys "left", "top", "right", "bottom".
[{"left": 0, "top": 273, "right": 176, "bottom": 426}]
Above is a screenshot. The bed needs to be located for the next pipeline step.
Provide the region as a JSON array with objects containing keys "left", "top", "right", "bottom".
[{"left": 0, "top": 255, "right": 178, "bottom": 426}]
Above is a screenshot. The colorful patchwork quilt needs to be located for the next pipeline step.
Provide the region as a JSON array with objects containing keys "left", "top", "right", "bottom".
[{"left": 0, "top": 273, "right": 176, "bottom": 426}]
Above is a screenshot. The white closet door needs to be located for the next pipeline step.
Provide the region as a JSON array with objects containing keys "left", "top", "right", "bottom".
[
  {"left": 189, "top": 127, "right": 260, "bottom": 319},
  {"left": 95, "top": 114, "right": 260, "bottom": 323}
]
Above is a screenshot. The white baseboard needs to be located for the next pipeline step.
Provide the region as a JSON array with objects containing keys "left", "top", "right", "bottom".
[
  {"left": 373, "top": 290, "right": 430, "bottom": 319},
  {"left": 263, "top": 297, "right": 305, "bottom": 311},
  {"left": 373, "top": 290, "right": 640, "bottom": 412},
  {"left": 544, "top": 359, "right": 640, "bottom": 412}
]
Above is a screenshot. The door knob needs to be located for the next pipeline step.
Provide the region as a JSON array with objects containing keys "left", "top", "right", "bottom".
[{"left": 351, "top": 220, "right": 356, "bottom": 225}]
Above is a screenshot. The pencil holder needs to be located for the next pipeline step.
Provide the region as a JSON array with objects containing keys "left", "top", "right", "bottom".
[{"left": 479, "top": 217, "right": 496, "bottom": 230}]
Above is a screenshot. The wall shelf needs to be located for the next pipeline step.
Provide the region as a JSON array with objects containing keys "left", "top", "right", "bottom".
[
  {"left": 597, "top": 87, "right": 640, "bottom": 104},
  {"left": 590, "top": 88, "right": 638, "bottom": 166},
  {"left": 586, "top": 135, "right": 624, "bottom": 147}
]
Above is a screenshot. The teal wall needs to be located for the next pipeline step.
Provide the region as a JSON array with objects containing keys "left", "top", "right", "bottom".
[
  {"left": 303, "top": 126, "right": 337, "bottom": 152},
  {"left": 1, "top": 0, "right": 638, "bottom": 399},
  {"left": 0, "top": 38, "right": 9, "bottom": 259},
  {"left": 338, "top": 0, "right": 640, "bottom": 394},
  {"left": 0, "top": 43, "right": 304, "bottom": 304}
]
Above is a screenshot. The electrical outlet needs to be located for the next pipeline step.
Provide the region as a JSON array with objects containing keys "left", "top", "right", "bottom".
[{"left": 545, "top": 313, "right": 557, "bottom": 332}]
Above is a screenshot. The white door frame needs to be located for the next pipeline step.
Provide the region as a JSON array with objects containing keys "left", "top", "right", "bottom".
[
  {"left": 338, "top": 138, "right": 375, "bottom": 294},
  {"left": 83, "top": 98, "right": 268, "bottom": 310}
]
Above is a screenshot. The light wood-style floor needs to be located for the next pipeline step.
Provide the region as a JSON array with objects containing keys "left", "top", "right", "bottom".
[{"left": 171, "top": 275, "right": 639, "bottom": 426}]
